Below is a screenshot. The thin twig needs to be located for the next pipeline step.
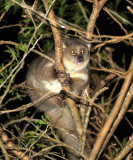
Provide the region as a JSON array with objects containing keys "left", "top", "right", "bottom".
[
  {"left": 0, "top": 139, "right": 10, "bottom": 160},
  {"left": 77, "top": 1, "right": 89, "bottom": 23},
  {"left": 81, "top": 87, "right": 108, "bottom": 154},
  {"left": 86, "top": 0, "right": 108, "bottom": 40},
  {"left": 0, "top": 35, "right": 42, "bottom": 90},
  {"left": 0, "top": 57, "right": 15, "bottom": 73},
  {"left": 0, "top": 126, "right": 30, "bottom": 160},
  {"left": 113, "top": 139, "right": 133, "bottom": 160},
  {"left": 104, "top": 7, "right": 133, "bottom": 27}
]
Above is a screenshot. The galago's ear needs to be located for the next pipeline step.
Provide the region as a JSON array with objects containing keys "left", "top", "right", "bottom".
[
  {"left": 62, "top": 39, "right": 67, "bottom": 49},
  {"left": 87, "top": 43, "right": 91, "bottom": 52},
  {"left": 62, "top": 41, "right": 67, "bottom": 49}
]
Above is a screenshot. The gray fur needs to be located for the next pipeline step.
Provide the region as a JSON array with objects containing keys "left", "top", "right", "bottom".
[{"left": 26, "top": 38, "right": 90, "bottom": 159}]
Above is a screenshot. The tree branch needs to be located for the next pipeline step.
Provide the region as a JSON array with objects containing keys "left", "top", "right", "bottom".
[
  {"left": 97, "top": 77, "right": 133, "bottom": 159},
  {"left": 114, "top": 139, "right": 133, "bottom": 160},
  {"left": 86, "top": 0, "right": 108, "bottom": 40},
  {"left": 41, "top": 0, "right": 83, "bottom": 146},
  {"left": 89, "top": 58, "right": 133, "bottom": 160},
  {"left": 0, "top": 126, "right": 30, "bottom": 160}
]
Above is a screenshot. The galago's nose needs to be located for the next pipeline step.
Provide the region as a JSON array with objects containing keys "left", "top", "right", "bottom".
[{"left": 77, "top": 55, "right": 84, "bottom": 62}]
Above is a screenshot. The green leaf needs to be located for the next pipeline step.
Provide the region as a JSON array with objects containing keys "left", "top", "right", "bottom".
[
  {"left": 16, "top": 42, "right": 28, "bottom": 52},
  {"left": 35, "top": 119, "right": 46, "bottom": 125},
  {"left": 16, "top": 92, "right": 22, "bottom": 100},
  {"left": 48, "top": 0, "right": 53, "bottom": 7},
  {"left": 4, "top": 0, "right": 13, "bottom": 12},
  {"left": 24, "top": 18, "right": 31, "bottom": 23}
]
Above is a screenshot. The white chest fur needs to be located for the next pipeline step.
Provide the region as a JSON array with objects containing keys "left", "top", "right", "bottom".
[
  {"left": 43, "top": 79, "right": 62, "bottom": 93},
  {"left": 69, "top": 71, "right": 88, "bottom": 82},
  {"left": 63, "top": 57, "right": 89, "bottom": 82},
  {"left": 43, "top": 71, "right": 88, "bottom": 94}
]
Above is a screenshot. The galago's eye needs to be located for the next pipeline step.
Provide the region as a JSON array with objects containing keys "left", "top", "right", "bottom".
[
  {"left": 80, "top": 48, "right": 86, "bottom": 54},
  {"left": 70, "top": 49, "right": 77, "bottom": 55}
]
